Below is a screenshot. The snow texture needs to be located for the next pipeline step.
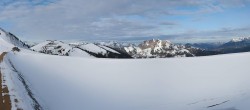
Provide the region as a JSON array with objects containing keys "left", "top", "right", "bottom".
[{"left": 5, "top": 52, "right": 250, "bottom": 110}]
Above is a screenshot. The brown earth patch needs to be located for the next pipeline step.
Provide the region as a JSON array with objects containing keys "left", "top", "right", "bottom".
[{"left": 0, "top": 52, "right": 12, "bottom": 110}]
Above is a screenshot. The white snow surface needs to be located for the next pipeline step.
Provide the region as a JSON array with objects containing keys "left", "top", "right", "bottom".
[
  {"left": 5, "top": 51, "right": 250, "bottom": 110},
  {"left": 0, "top": 36, "right": 13, "bottom": 53},
  {"left": 98, "top": 45, "right": 120, "bottom": 54},
  {"left": 68, "top": 48, "right": 94, "bottom": 58},
  {"left": 79, "top": 43, "right": 107, "bottom": 55}
]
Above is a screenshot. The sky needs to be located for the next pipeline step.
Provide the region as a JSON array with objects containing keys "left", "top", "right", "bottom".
[{"left": 0, "top": 0, "right": 250, "bottom": 43}]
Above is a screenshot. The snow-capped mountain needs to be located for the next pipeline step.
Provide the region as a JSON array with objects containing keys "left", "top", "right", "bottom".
[
  {"left": 124, "top": 39, "right": 194, "bottom": 58},
  {"left": 185, "top": 42, "right": 223, "bottom": 50},
  {"left": 184, "top": 37, "right": 250, "bottom": 54},
  {"left": 230, "top": 37, "right": 250, "bottom": 43},
  {"left": 95, "top": 41, "right": 131, "bottom": 50},
  {"left": 31, "top": 40, "right": 95, "bottom": 58},
  {"left": 221, "top": 37, "right": 250, "bottom": 48},
  {"left": 31, "top": 40, "right": 132, "bottom": 58},
  {"left": 31, "top": 40, "right": 73, "bottom": 56},
  {"left": 216, "top": 37, "right": 250, "bottom": 53},
  {"left": 2, "top": 27, "right": 249, "bottom": 59},
  {"left": 79, "top": 39, "right": 222, "bottom": 58}
]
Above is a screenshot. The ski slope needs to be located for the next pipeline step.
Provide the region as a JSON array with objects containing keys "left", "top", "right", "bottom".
[{"left": 3, "top": 51, "right": 250, "bottom": 110}]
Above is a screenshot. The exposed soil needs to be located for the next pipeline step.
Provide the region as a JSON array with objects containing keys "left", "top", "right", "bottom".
[{"left": 0, "top": 52, "right": 11, "bottom": 110}]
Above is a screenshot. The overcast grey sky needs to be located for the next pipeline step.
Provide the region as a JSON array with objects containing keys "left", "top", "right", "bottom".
[{"left": 0, "top": 0, "right": 250, "bottom": 43}]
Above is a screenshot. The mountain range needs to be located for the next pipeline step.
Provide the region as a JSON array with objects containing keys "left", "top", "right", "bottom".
[
  {"left": 1, "top": 27, "right": 250, "bottom": 58},
  {"left": 186, "top": 37, "right": 250, "bottom": 54}
]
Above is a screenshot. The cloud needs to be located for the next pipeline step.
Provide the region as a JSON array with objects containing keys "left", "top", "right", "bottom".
[
  {"left": 159, "top": 21, "right": 177, "bottom": 26},
  {"left": 89, "top": 26, "right": 250, "bottom": 43},
  {"left": 159, "top": 27, "right": 250, "bottom": 43},
  {"left": 91, "top": 18, "right": 159, "bottom": 35},
  {"left": 0, "top": 0, "right": 249, "bottom": 41}
]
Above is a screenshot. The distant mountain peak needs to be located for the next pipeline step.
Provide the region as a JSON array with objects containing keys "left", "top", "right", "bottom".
[
  {"left": 230, "top": 37, "right": 250, "bottom": 42},
  {"left": 139, "top": 39, "right": 172, "bottom": 50},
  {"left": 124, "top": 39, "right": 195, "bottom": 58}
]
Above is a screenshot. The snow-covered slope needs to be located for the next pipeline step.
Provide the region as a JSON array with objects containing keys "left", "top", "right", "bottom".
[
  {"left": 0, "top": 34, "right": 14, "bottom": 53},
  {"left": 0, "top": 28, "right": 29, "bottom": 49},
  {"left": 79, "top": 43, "right": 108, "bottom": 55},
  {"left": 68, "top": 48, "right": 94, "bottom": 58},
  {"left": 2, "top": 51, "right": 250, "bottom": 110},
  {"left": 77, "top": 43, "right": 131, "bottom": 58}
]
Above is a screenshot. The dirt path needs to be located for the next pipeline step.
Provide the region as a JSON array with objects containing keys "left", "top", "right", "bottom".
[{"left": 0, "top": 52, "right": 12, "bottom": 110}]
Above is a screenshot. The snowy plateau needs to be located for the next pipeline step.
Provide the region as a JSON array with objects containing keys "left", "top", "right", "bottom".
[{"left": 0, "top": 28, "right": 250, "bottom": 110}]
